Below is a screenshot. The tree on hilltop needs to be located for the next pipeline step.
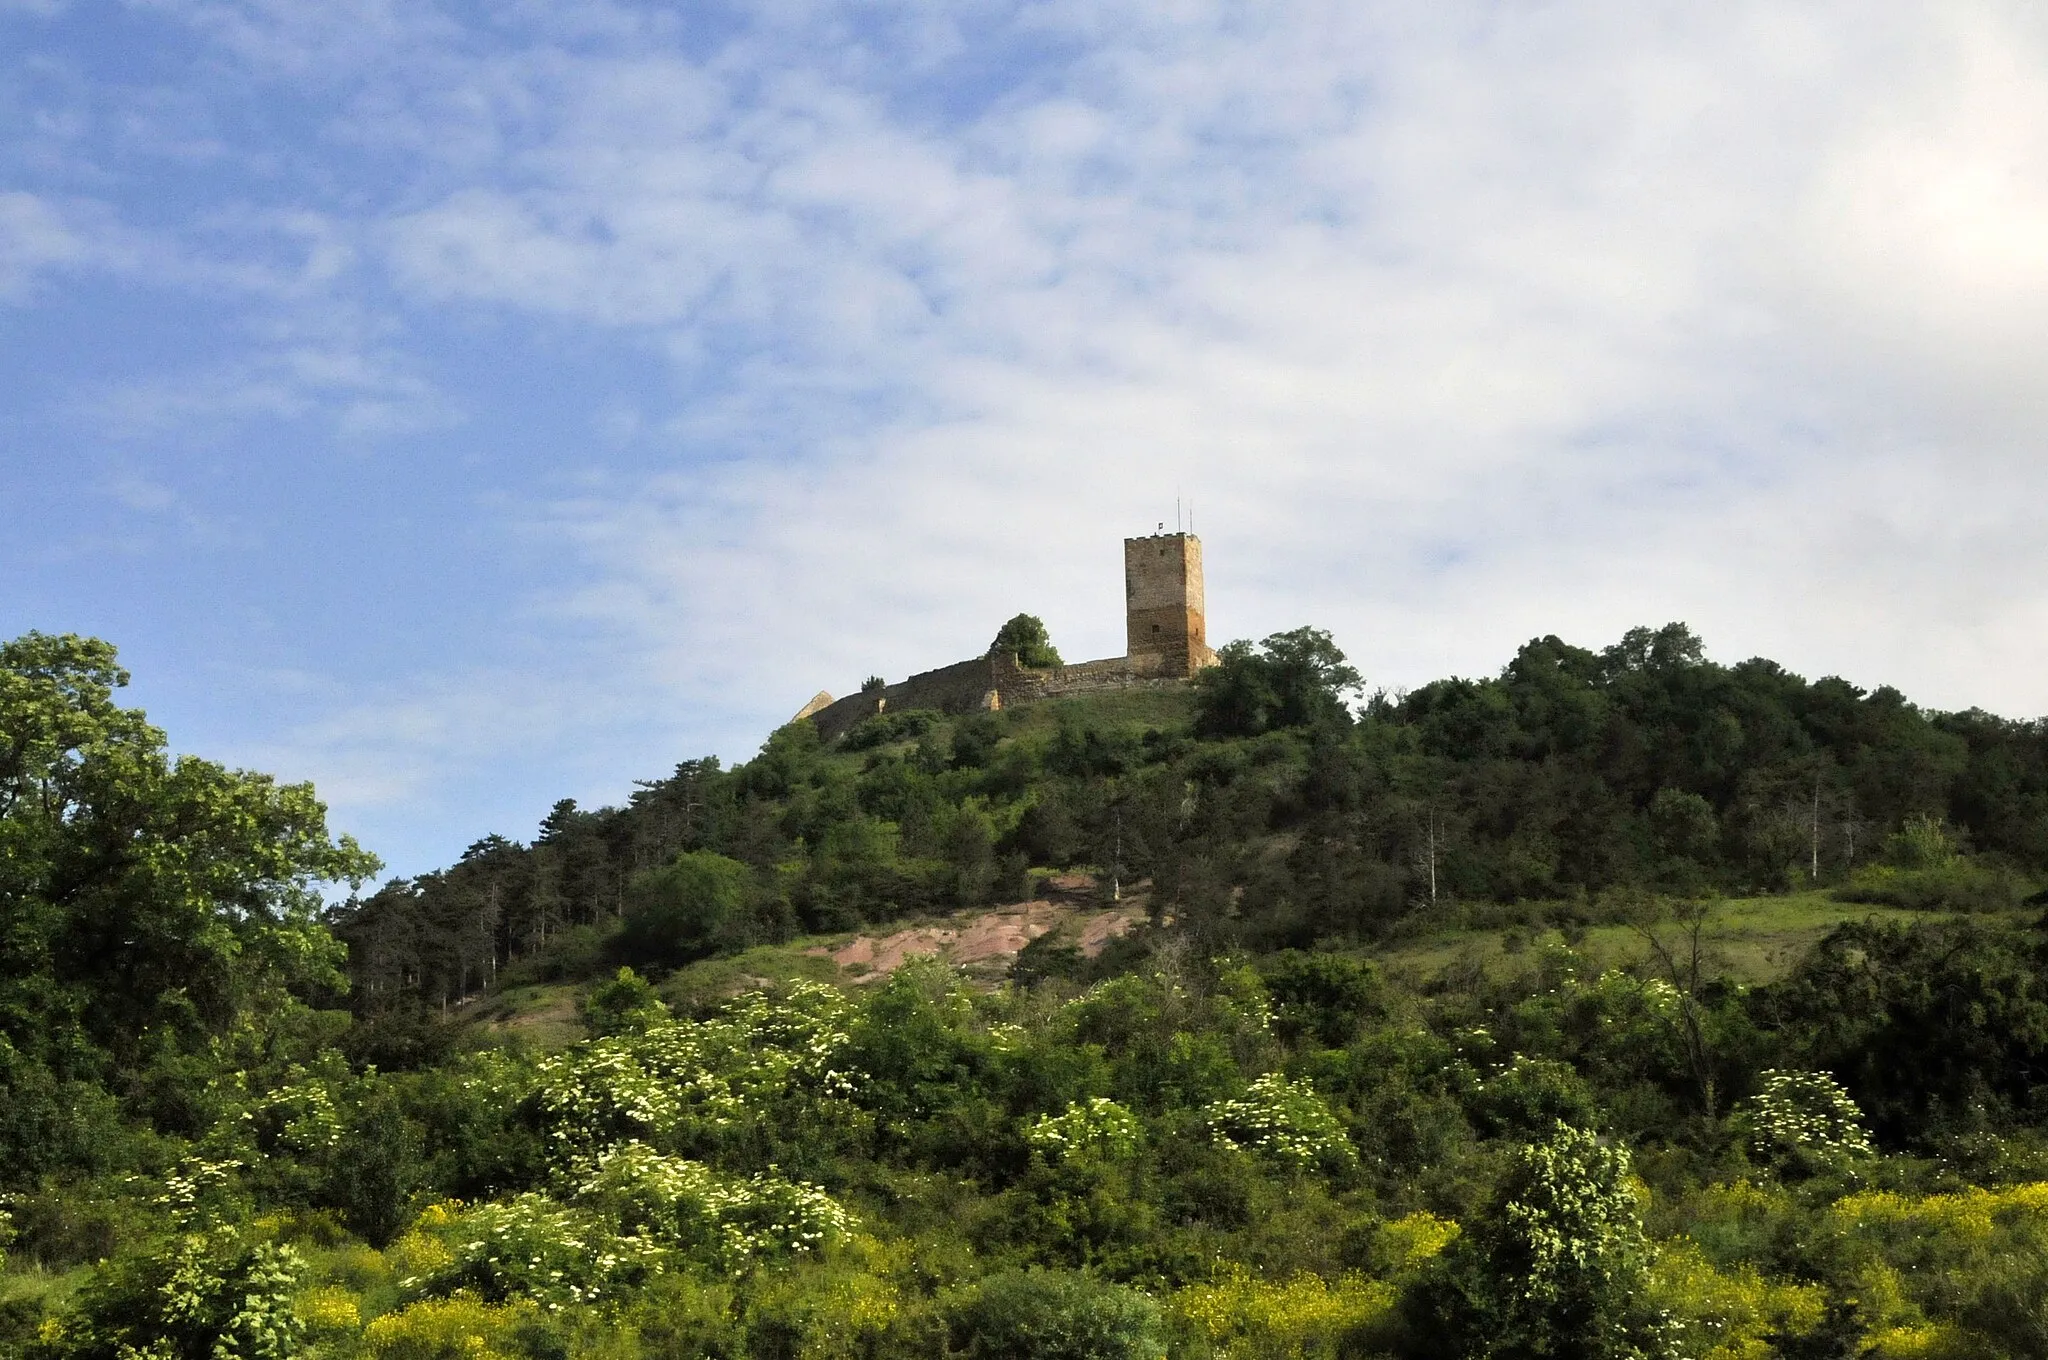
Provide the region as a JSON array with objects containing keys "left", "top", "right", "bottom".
[
  {"left": 1193, "top": 626, "right": 1361, "bottom": 737},
  {"left": 991, "top": 614, "right": 1063, "bottom": 669}
]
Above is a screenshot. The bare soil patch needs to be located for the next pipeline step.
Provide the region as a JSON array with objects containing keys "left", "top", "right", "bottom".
[{"left": 810, "top": 874, "right": 1145, "bottom": 982}]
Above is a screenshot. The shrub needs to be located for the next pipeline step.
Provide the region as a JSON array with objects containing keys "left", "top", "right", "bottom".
[
  {"left": 1469, "top": 1055, "right": 1602, "bottom": 1141},
  {"left": 1172, "top": 1267, "right": 1393, "bottom": 1360},
  {"left": 1404, "top": 1123, "right": 1655, "bottom": 1360},
  {"left": 398, "top": 1194, "right": 662, "bottom": 1308},
  {"left": 742, "top": 1258, "right": 926, "bottom": 1360},
  {"left": 573, "top": 1142, "right": 854, "bottom": 1270},
  {"left": 338, "top": 1001, "right": 459, "bottom": 1072},
  {"left": 1754, "top": 919, "right": 2048, "bottom": 1141},
  {"left": 1806, "top": 1182, "right": 2048, "bottom": 1355},
  {"left": 1025, "top": 1100, "right": 1144, "bottom": 1167},
  {"left": 1641, "top": 1240, "right": 1823, "bottom": 1360},
  {"left": 1885, "top": 815, "right": 1960, "bottom": 870},
  {"left": 583, "top": 967, "right": 670, "bottom": 1038},
  {"left": 0, "top": 1041, "right": 130, "bottom": 1189},
  {"left": 1835, "top": 860, "right": 2025, "bottom": 913},
  {"left": 625, "top": 1273, "right": 746, "bottom": 1359},
  {"left": 44, "top": 1227, "right": 306, "bottom": 1360},
  {"left": 530, "top": 983, "right": 860, "bottom": 1165},
  {"left": 950, "top": 1269, "right": 1165, "bottom": 1360},
  {"left": 363, "top": 1295, "right": 539, "bottom": 1360},
  {"left": 325, "top": 1085, "right": 427, "bottom": 1247},
  {"left": 1261, "top": 952, "right": 1383, "bottom": 1048},
  {"left": 293, "top": 1284, "right": 363, "bottom": 1340},
  {"left": 1741, "top": 1070, "right": 1874, "bottom": 1176},
  {"left": 1201, "top": 1073, "right": 1357, "bottom": 1175},
  {"left": 1364, "top": 1213, "right": 1462, "bottom": 1278},
  {"left": 843, "top": 709, "right": 943, "bottom": 752},
  {"left": 949, "top": 716, "right": 1005, "bottom": 772}
]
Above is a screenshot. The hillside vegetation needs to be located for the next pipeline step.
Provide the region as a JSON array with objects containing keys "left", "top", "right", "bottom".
[{"left": 8, "top": 622, "right": 2048, "bottom": 1359}]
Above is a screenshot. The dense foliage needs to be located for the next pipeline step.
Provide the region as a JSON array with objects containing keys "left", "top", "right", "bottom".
[
  {"left": 329, "top": 621, "right": 2048, "bottom": 1011},
  {"left": 11, "top": 624, "right": 2048, "bottom": 1359},
  {"left": 0, "top": 632, "right": 377, "bottom": 1182}
]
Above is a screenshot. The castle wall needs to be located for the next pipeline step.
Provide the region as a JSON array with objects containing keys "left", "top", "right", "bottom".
[
  {"left": 801, "top": 531, "right": 1218, "bottom": 744},
  {"left": 807, "top": 650, "right": 1196, "bottom": 744},
  {"left": 991, "top": 652, "right": 1190, "bottom": 704},
  {"left": 807, "top": 656, "right": 1003, "bottom": 744}
]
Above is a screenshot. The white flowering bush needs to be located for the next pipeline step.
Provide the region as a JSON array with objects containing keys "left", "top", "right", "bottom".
[
  {"left": 533, "top": 981, "right": 861, "bottom": 1164},
  {"left": 405, "top": 1193, "right": 665, "bottom": 1309},
  {"left": 709, "top": 1171, "right": 857, "bottom": 1268},
  {"left": 1496, "top": 1123, "right": 1646, "bottom": 1308},
  {"left": 241, "top": 1076, "right": 345, "bottom": 1158},
  {"left": 1202, "top": 1073, "right": 1356, "bottom": 1174},
  {"left": 45, "top": 1226, "right": 305, "bottom": 1360},
  {"left": 573, "top": 1141, "right": 854, "bottom": 1271},
  {"left": 1415, "top": 1122, "right": 1656, "bottom": 1358},
  {"left": 156, "top": 1156, "right": 248, "bottom": 1228},
  {"left": 1742, "top": 1069, "right": 1874, "bottom": 1174},
  {"left": 1025, "top": 1099, "right": 1144, "bottom": 1166}
]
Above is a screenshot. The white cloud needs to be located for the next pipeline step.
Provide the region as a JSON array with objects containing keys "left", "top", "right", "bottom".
[
  {"left": 437, "top": 0, "right": 2048, "bottom": 737},
  {"left": 85, "top": 342, "right": 457, "bottom": 442},
  {"left": 27, "top": 0, "right": 2048, "bottom": 874},
  {"left": 1788, "top": 11, "right": 2048, "bottom": 432}
]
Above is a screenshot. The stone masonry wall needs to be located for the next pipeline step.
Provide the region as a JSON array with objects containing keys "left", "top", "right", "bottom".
[
  {"left": 806, "top": 651, "right": 1194, "bottom": 744},
  {"left": 807, "top": 656, "right": 1002, "bottom": 744},
  {"left": 1123, "top": 533, "right": 1214, "bottom": 677},
  {"left": 801, "top": 532, "right": 1217, "bottom": 743}
]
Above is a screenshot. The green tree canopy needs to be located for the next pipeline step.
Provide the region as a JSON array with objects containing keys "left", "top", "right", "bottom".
[
  {"left": 0, "top": 632, "right": 378, "bottom": 1176},
  {"left": 616, "top": 851, "right": 760, "bottom": 966},
  {"left": 0, "top": 633, "right": 377, "bottom": 1064},
  {"left": 991, "top": 614, "right": 1064, "bottom": 669},
  {"left": 1192, "top": 626, "right": 1362, "bottom": 737}
]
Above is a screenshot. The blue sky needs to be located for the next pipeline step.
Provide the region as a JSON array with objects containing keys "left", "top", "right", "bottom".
[{"left": 8, "top": 0, "right": 2048, "bottom": 882}]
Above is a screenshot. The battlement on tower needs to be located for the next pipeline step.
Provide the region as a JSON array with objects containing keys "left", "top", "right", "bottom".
[{"left": 801, "top": 531, "right": 1220, "bottom": 742}]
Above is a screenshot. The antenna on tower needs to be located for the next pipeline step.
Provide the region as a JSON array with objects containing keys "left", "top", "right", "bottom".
[{"left": 1176, "top": 493, "right": 1182, "bottom": 534}]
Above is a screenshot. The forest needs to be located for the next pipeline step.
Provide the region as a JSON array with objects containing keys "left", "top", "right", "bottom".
[{"left": 7, "top": 620, "right": 2048, "bottom": 1359}]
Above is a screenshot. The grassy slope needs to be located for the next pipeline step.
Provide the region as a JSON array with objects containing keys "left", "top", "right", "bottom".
[
  {"left": 459, "top": 891, "right": 1986, "bottom": 1052},
  {"left": 1370, "top": 891, "right": 1978, "bottom": 989}
]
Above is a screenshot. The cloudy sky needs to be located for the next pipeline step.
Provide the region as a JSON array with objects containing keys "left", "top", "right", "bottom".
[{"left": 7, "top": 0, "right": 2048, "bottom": 880}]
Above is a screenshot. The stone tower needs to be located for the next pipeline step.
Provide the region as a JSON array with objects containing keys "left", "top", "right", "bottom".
[{"left": 1124, "top": 531, "right": 1216, "bottom": 678}]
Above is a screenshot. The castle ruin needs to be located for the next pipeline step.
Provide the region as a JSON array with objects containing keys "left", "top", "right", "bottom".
[{"left": 798, "top": 531, "right": 1218, "bottom": 742}]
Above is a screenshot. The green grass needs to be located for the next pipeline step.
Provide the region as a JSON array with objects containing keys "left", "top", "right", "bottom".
[
  {"left": 1368, "top": 890, "right": 2005, "bottom": 988},
  {"left": 0, "top": 1263, "right": 89, "bottom": 1318},
  {"left": 1003, "top": 687, "right": 1197, "bottom": 737},
  {"left": 659, "top": 943, "right": 846, "bottom": 1013},
  {"left": 458, "top": 981, "right": 585, "bottom": 1048},
  {"left": 805, "top": 688, "right": 1196, "bottom": 787}
]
